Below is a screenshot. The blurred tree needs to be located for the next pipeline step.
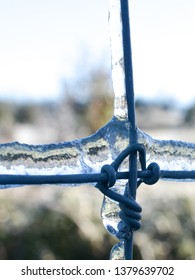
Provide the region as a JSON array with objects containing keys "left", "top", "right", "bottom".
[
  {"left": 0, "top": 102, "right": 15, "bottom": 141},
  {"left": 184, "top": 103, "right": 195, "bottom": 125},
  {"left": 62, "top": 65, "right": 114, "bottom": 134},
  {"left": 84, "top": 68, "right": 114, "bottom": 132},
  {"left": 14, "top": 104, "right": 40, "bottom": 124}
]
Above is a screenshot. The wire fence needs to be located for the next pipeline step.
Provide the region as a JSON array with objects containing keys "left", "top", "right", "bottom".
[{"left": 1, "top": 0, "right": 195, "bottom": 260}]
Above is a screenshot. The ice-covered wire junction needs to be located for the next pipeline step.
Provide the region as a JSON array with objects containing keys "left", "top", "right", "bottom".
[{"left": 1, "top": 0, "right": 195, "bottom": 260}]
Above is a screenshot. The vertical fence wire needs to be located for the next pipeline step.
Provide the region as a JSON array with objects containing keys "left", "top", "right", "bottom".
[{"left": 120, "top": 0, "right": 138, "bottom": 260}]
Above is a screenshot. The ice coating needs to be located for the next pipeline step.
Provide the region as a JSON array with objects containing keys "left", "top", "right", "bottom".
[
  {"left": 138, "top": 129, "right": 195, "bottom": 171},
  {"left": 0, "top": 117, "right": 129, "bottom": 188},
  {"left": 109, "top": 241, "right": 125, "bottom": 260},
  {"left": 1, "top": 117, "right": 195, "bottom": 183},
  {"left": 109, "top": 0, "right": 127, "bottom": 118}
]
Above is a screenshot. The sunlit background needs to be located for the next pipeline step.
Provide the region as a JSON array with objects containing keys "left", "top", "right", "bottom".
[
  {"left": 0, "top": 0, "right": 195, "bottom": 260},
  {"left": 0, "top": 0, "right": 195, "bottom": 106}
]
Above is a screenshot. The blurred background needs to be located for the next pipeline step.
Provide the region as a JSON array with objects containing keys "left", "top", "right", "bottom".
[{"left": 1, "top": 0, "right": 195, "bottom": 259}]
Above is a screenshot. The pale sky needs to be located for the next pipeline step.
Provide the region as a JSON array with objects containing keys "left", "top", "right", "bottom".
[{"left": 0, "top": 0, "right": 195, "bottom": 107}]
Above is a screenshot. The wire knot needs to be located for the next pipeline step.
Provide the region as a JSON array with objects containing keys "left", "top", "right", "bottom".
[
  {"left": 143, "top": 162, "right": 161, "bottom": 185},
  {"left": 96, "top": 144, "right": 145, "bottom": 237},
  {"left": 100, "top": 164, "right": 116, "bottom": 188},
  {"left": 116, "top": 185, "right": 142, "bottom": 240},
  {"left": 97, "top": 144, "right": 161, "bottom": 240}
]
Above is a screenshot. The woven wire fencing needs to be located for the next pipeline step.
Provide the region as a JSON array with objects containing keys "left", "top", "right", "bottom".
[{"left": 1, "top": 0, "right": 195, "bottom": 260}]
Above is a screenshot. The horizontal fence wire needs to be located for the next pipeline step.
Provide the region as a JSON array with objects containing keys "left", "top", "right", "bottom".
[{"left": 1, "top": 170, "right": 195, "bottom": 187}]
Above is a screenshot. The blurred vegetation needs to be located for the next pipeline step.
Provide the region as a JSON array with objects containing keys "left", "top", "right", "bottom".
[
  {"left": 0, "top": 64, "right": 195, "bottom": 259},
  {"left": 184, "top": 103, "right": 195, "bottom": 125},
  {"left": 135, "top": 190, "right": 195, "bottom": 260},
  {"left": 0, "top": 199, "right": 112, "bottom": 260}
]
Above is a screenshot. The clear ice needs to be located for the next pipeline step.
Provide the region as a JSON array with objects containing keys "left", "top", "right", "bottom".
[
  {"left": 0, "top": 0, "right": 195, "bottom": 260},
  {"left": 1, "top": 118, "right": 195, "bottom": 186}
]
